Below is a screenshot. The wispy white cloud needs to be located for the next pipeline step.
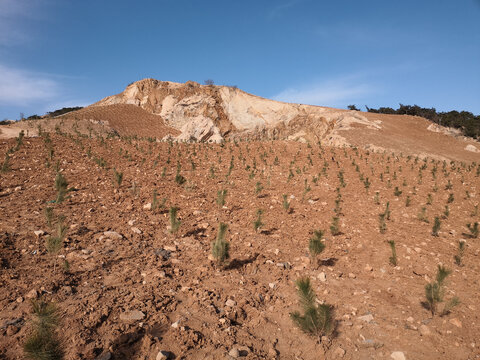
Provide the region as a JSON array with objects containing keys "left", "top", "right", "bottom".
[
  {"left": 268, "top": 0, "right": 303, "bottom": 20},
  {"left": 0, "top": 63, "right": 59, "bottom": 105},
  {"left": 272, "top": 74, "right": 375, "bottom": 107},
  {"left": 0, "top": 0, "right": 47, "bottom": 45}
]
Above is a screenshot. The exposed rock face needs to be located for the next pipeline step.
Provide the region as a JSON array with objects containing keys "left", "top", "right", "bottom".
[{"left": 94, "top": 78, "right": 379, "bottom": 144}]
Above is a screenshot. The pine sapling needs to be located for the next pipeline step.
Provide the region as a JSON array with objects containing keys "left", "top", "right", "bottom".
[
  {"left": 1, "top": 152, "right": 10, "bottom": 173},
  {"left": 379, "top": 213, "right": 387, "bottom": 234},
  {"left": 418, "top": 207, "right": 429, "bottom": 223},
  {"left": 255, "top": 181, "right": 263, "bottom": 196},
  {"left": 384, "top": 202, "right": 391, "bottom": 220},
  {"left": 45, "top": 216, "right": 67, "bottom": 273},
  {"left": 282, "top": 194, "right": 290, "bottom": 213},
  {"left": 216, "top": 189, "right": 227, "bottom": 207},
  {"left": 112, "top": 168, "right": 123, "bottom": 188},
  {"left": 330, "top": 216, "right": 340, "bottom": 236},
  {"left": 454, "top": 241, "right": 465, "bottom": 266},
  {"left": 388, "top": 240, "right": 397, "bottom": 266},
  {"left": 23, "top": 300, "right": 64, "bottom": 360},
  {"left": 168, "top": 207, "right": 181, "bottom": 234},
  {"left": 54, "top": 172, "right": 73, "bottom": 204},
  {"left": 424, "top": 265, "right": 459, "bottom": 316},
  {"left": 405, "top": 195, "right": 411, "bottom": 207},
  {"left": 253, "top": 209, "right": 264, "bottom": 232},
  {"left": 44, "top": 207, "right": 54, "bottom": 229},
  {"left": 432, "top": 217, "right": 441, "bottom": 237},
  {"left": 447, "top": 193, "right": 454, "bottom": 204},
  {"left": 211, "top": 222, "right": 230, "bottom": 267},
  {"left": 394, "top": 186, "right": 402, "bottom": 196},
  {"left": 290, "top": 277, "right": 334, "bottom": 339},
  {"left": 309, "top": 230, "right": 326, "bottom": 267},
  {"left": 466, "top": 222, "right": 479, "bottom": 238}
]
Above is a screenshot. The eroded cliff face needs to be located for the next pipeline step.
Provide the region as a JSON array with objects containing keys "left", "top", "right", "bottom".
[{"left": 94, "top": 78, "right": 380, "bottom": 144}]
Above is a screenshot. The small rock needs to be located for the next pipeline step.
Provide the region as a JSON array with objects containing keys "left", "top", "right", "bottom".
[
  {"left": 14, "top": 186, "right": 21, "bottom": 191},
  {"left": 193, "top": 210, "right": 202, "bottom": 216},
  {"left": 268, "top": 347, "right": 278, "bottom": 358},
  {"left": 269, "top": 282, "right": 276, "bottom": 289},
  {"left": 95, "top": 352, "right": 112, "bottom": 360},
  {"left": 333, "top": 346, "right": 346, "bottom": 358},
  {"left": 103, "top": 231, "right": 123, "bottom": 240},
  {"left": 390, "top": 351, "right": 406, "bottom": 360},
  {"left": 131, "top": 227, "right": 142, "bottom": 234},
  {"left": 33, "top": 230, "right": 44, "bottom": 237},
  {"left": 143, "top": 203, "right": 152, "bottom": 210},
  {"left": 364, "top": 264, "right": 373, "bottom": 272},
  {"left": 357, "top": 314, "right": 374, "bottom": 323},
  {"left": 228, "top": 348, "right": 240, "bottom": 358},
  {"left": 164, "top": 245, "right": 176, "bottom": 252},
  {"left": 406, "top": 317, "right": 414, "bottom": 323},
  {"left": 156, "top": 350, "right": 170, "bottom": 360},
  {"left": 419, "top": 325, "right": 431, "bottom": 336},
  {"left": 449, "top": 318, "right": 462, "bottom": 328},
  {"left": 16, "top": 297, "right": 23, "bottom": 303},
  {"left": 119, "top": 310, "right": 145, "bottom": 321},
  {"left": 348, "top": 273, "right": 356, "bottom": 279},
  {"left": 6, "top": 325, "right": 19, "bottom": 336},
  {"left": 171, "top": 320, "right": 180, "bottom": 329},
  {"left": 26, "top": 289, "right": 37, "bottom": 299},
  {"left": 225, "top": 299, "right": 236, "bottom": 307},
  {"left": 318, "top": 272, "right": 327, "bottom": 282},
  {"left": 128, "top": 220, "right": 135, "bottom": 226}
]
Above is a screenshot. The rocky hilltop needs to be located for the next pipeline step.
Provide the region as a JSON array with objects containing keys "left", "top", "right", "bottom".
[
  {"left": 1, "top": 78, "right": 479, "bottom": 161},
  {"left": 94, "top": 78, "right": 379, "bottom": 145}
]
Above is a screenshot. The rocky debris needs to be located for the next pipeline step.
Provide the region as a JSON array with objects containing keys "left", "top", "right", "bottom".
[
  {"left": 419, "top": 325, "right": 431, "bottom": 336},
  {"left": 318, "top": 272, "right": 327, "bottom": 282},
  {"left": 95, "top": 352, "right": 112, "bottom": 360},
  {"left": 156, "top": 350, "right": 171, "bottom": 360},
  {"left": 33, "top": 230, "right": 44, "bottom": 237},
  {"left": 332, "top": 346, "right": 346, "bottom": 358},
  {"left": 357, "top": 314, "right": 374, "bottom": 323},
  {"left": 174, "top": 116, "right": 223, "bottom": 143},
  {"left": 26, "top": 289, "right": 38, "bottom": 299},
  {"left": 228, "top": 348, "right": 240, "bottom": 358},
  {"left": 465, "top": 144, "right": 479, "bottom": 153},
  {"left": 154, "top": 248, "right": 172, "bottom": 261},
  {"left": 103, "top": 231, "right": 123, "bottom": 240},
  {"left": 119, "top": 310, "right": 145, "bottom": 322},
  {"left": 171, "top": 320, "right": 180, "bottom": 329},
  {"left": 449, "top": 318, "right": 462, "bottom": 328},
  {"left": 391, "top": 351, "right": 406, "bottom": 360},
  {"left": 143, "top": 203, "right": 152, "bottom": 210},
  {"left": 225, "top": 299, "right": 236, "bottom": 307},
  {"left": 6, "top": 325, "right": 19, "bottom": 336},
  {"left": 131, "top": 227, "right": 142, "bottom": 234}
]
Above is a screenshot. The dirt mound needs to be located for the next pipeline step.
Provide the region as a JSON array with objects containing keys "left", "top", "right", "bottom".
[{"left": 63, "top": 103, "right": 179, "bottom": 139}]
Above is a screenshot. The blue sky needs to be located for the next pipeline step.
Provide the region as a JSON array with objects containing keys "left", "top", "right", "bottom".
[{"left": 1, "top": 0, "right": 479, "bottom": 119}]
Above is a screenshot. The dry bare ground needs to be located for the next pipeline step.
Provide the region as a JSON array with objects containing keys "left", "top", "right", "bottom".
[{"left": 0, "top": 127, "right": 479, "bottom": 359}]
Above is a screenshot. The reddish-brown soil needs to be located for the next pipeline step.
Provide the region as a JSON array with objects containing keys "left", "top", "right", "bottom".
[
  {"left": 0, "top": 132, "right": 479, "bottom": 360},
  {"left": 64, "top": 104, "right": 179, "bottom": 139}
]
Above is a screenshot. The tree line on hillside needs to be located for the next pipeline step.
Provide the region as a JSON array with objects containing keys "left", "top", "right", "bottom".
[
  {"left": 25, "top": 107, "right": 84, "bottom": 120},
  {"left": 347, "top": 104, "right": 480, "bottom": 140}
]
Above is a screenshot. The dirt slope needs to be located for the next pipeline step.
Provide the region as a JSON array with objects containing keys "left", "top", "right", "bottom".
[
  {"left": 1, "top": 134, "right": 479, "bottom": 359},
  {"left": 90, "top": 78, "right": 479, "bottom": 161}
]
